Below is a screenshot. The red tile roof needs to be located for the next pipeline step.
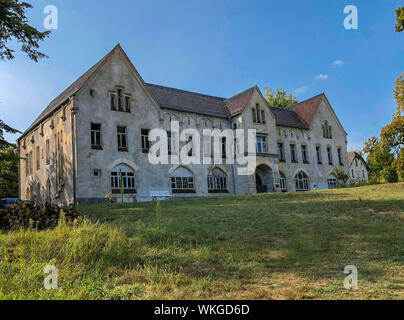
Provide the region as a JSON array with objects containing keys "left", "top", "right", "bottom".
[{"left": 287, "top": 93, "right": 324, "bottom": 125}]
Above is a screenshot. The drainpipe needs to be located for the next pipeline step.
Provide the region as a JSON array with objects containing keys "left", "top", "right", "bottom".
[
  {"left": 70, "top": 96, "right": 78, "bottom": 206},
  {"left": 17, "top": 141, "right": 21, "bottom": 199},
  {"left": 229, "top": 116, "right": 237, "bottom": 194}
]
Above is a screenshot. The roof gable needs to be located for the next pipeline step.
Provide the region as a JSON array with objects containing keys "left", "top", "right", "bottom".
[
  {"left": 348, "top": 151, "right": 369, "bottom": 169},
  {"left": 224, "top": 86, "right": 256, "bottom": 116},
  {"left": 286, "top": 93, "right": 324, "bottom": 125}
]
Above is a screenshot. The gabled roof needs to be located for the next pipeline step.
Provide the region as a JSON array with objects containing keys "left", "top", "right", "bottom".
[
  {"left": 269, "top": 107, "right": 309, "bottom": 129},
  {"left": 20, "top": 44, "right": 340, "bottom": 139},
  {"left": 146, "top": 83, "right": 228, "bottom": 118},
  {"left": 20, "top": 44, "right": 122, "bottom": 138},
  {"left": 286, "top": 93, "right": 324, "bottom": 125},
  {"left": 224, "top": 86, "right": 256, "bottom": 116},
  {"left": 348, "top": 151, "right": 369, "bottom": 170}
]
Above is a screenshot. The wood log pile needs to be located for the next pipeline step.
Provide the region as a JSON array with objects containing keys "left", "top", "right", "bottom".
[{"left": 0, "top": 202, "right": 80, "bottom": 231}]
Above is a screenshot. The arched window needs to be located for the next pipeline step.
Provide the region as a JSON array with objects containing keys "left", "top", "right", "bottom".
[
  {"left": 208, "top": 168, "right": 227, "bottom": 193},
  {"left": 279, "top": 172, "right": 287, "bottom": 192},
  {"left": 327, "top": 175, "right": 337, "bottom": 189},
  {"left": 171, "top": 167, "right": 195, "bottom": 193},
  {"left": 295, "top": 171, "right": 309, "bottom": 191},
  {"left": 111, "top": 164, "right": 136, "bottom": 194}
]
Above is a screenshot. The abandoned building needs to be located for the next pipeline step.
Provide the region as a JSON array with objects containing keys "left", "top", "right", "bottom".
[{"left": 18, "top": 44, "right": 352, "bottom": 205}]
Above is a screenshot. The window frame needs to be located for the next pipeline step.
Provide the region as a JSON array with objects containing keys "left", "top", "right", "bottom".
[
  {"left": 295, "top": 171, "right": 309, "bottom": 191},
  {"left": 117, "top": 126, "right": 128, "bottom": 151},
  {"left": 256, "top": 136, "right": 267, "bottom": 154},
  {"left": 90, "top": 123, "right": 102, "bottom": 150},
  {"left": 141, "top": 129, "right": 150, "bottom": 153},
  {"left": 290, "top": 144, "right": 297, "bottom": 162}
]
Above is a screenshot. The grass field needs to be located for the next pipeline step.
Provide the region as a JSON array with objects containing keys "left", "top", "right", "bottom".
[{"left": 0, "top": 184, "right": 403, "bottom": 299}]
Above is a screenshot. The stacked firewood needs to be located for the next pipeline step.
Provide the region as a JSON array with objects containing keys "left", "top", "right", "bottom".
[{"left": 0, "top": 202, "right": 80, "bottom": 230}]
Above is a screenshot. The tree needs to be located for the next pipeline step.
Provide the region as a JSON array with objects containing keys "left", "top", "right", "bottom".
[
  {"left": 264, "top": 87, "right": 298, "bottom": 109},
  {"left": 396, "top": 6, "right": 404, "bottom": 32},
  {"left": 363, "top": 136, "right": 398, "bottom": 183},
  {"left": 0, "top": 119, "right": 20, "bottom": 150},
  {"left": 0, "top": 144, "right": 19, "bottom": 198},
  {"left": 332, "top": 166, "right": 350, "bottom": 188},
  {"left": 0, "top": 0, "right": 50, "bottom": 62},
  {"left": 394, "top": 74, "right": 404, "bottom": 114}
]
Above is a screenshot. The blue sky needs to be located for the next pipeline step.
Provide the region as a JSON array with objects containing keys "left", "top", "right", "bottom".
[{"left": 1, "top": 0, "right": 403, "bottom": 150}]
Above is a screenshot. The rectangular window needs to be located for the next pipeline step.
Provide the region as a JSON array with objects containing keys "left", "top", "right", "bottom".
[
  {"left": 290, "top": 144, "right": 297, "bottom": 162},
  {"left": 124, "top": 96, "right": 131, "bottom": 112},
  {"left": 362, "top": 170, "right": 365, "bottom": 179},
  {"left": 328, "top": 178, "right": 337, "bottom": 189},
  {"left": 256, "top": 105, "right": 261, "bottom": 123},
  {"left": 252, "top": 108, "right": 257, "bottom": 122},
  {"left": 111, "top": 171, "right": 135, "bottom": 193},
  {"left": 91, "top": 123, "right": 101, "bottom": 149},
  {"left": 301, "top": 145, "right": 308, "bottom": 163},
  {"left": 93, "top": 169, "right": 101, "bottom": 177},
  {"left": 117, "top": 88, "right": 123, "bottom": 111},
  {"left": 351, "top": 169, "right": 355, "bottom": 179},
  {"left": 117, "top": 126, "right": 127, "bottom": 150},
  {"left": 221, "top": 137, "right": 226, "bottom": 157},
  {"left": 110, "top": 93, "right": 116, "bottom": 110},
  {"left": 171, "top": 177, "right": 194, "bottom": 190},
  {"left": 278, "top": 143, "right": 284, "bottom": 160},
  {"left": 316, "top": 146, "right": 322, "bottom": 164},
  {"left": 36, "top": 146, "right": 40, "bottom": 170},
  {"left": 46, "top": 139, "right": 50, "bottom": 165},
  {"left": 327, "top": 147, "right": 333, "bottom": 165},
  {"left": 256, "top": 136, "right": 267, "bottom": 153},
  {"left": 208, "top": 176, "right": 227, "bottom": 191},
  {"left": 338, "top": 148, "right": 343, "bottom": 164},
  {"left": 261, "top": 110, "right": 266, "bottom": 123},
  {"left": 141, "top": 129, "right": 150, "bottom": 151}
]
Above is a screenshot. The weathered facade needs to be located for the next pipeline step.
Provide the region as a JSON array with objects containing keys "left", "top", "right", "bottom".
[{"left": 18, "top": 45, "right": 350, "bottom": 205}]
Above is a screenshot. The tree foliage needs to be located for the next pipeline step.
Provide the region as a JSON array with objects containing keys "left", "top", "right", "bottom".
[
  {"left": 264, "top": 87, "right": 298, "bottom": 109},
  {"left": 0, "top": 144, "right": 19, "bottom": 198},
  {"left": 0, "top": 119, "right": 20, "bottom": 150},
  {"left": 396, "top": 6, "right": 404, "bottom": 32},
  {"left": 0, "top": 0, "right": 50, "bottom": 62}
]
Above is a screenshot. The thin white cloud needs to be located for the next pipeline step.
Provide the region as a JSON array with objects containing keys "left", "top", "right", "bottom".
[
  {"left": 332, "top": 60, "right": 344, "bottom": 67},
  {"left": 314, "top": 74, "right": 328, "bottom": 80},
  {"left": 293, "top": 86, "right": 308, "bottom": 95}
]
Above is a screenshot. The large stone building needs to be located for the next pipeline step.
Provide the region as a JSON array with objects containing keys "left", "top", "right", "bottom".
[{"left": 18, "top": 45, "right": 350, "bottom": 205}]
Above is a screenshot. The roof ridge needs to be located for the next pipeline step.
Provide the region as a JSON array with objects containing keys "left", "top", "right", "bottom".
[
  {"left": 287, "top": 93, "right": 324, "bottom": 109},
  {"left": 146, "top": 83, "right": 226, "bottom": 100},
  {"left": 225, "top": 85, "right": 256, "bottom": 102}
]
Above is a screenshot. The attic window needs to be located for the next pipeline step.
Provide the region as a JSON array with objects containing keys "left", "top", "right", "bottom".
[
  {"left": 110, "top": 86, "right": 131, "bottom": 113},
  {"left": 322, "top": 121, "right": 332, "bottom": 139}
]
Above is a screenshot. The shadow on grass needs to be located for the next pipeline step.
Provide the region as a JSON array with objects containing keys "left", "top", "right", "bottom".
[{"left": 78, "top": 193, "right": 404, "bottom": 289}]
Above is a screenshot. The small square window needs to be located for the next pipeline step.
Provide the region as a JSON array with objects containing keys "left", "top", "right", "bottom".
[{"left": 93, "top": 169, "right": 101, "bottom": 177}]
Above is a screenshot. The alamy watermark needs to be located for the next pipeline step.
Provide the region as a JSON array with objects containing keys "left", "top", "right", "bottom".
[
  {"left": 44, "top": 265, "right": 58, "bottom": 290},
  {"left": 43, "top": 5, "right": 58, "bottom": 30},
  {"left": 344, "top": 265, "right": 358, "bottom": 290},
  {"left": 147, "top": 121, "right": 257, "bottom": 176},
  {"left": 344, "top": 5, "right": 358, "bottom": 30}
]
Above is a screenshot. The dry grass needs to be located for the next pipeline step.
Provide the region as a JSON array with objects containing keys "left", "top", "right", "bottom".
[{"left": 0, "top": 183, "right": 403, "bottom": 299}]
